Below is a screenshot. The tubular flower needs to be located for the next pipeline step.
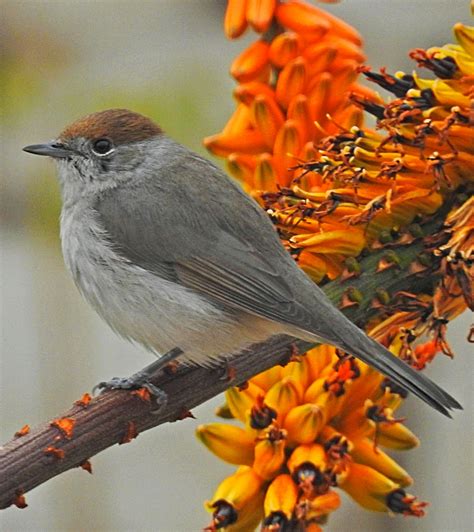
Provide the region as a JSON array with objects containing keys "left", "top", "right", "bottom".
[
  {"left": 206, "top": 0, "right": 379, "bottom": 191},
  {"left": 201, "top": 2, "right": 473, "bottom": 529},
  {"left": 202, "top": 347, "right": 427, "bottom": 529}
]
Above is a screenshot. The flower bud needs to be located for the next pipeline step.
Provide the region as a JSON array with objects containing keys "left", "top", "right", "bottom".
[
  {"left": 339, "top": 462, "right": 399, "bottom": 512},
  {"left": 264, "top": 474, "right": 298, "bottom": 520},
  {"left": 196, "top": 423, "right": 255, "bottom": 466},
  {"left": 253, "top": 427, "right": 287, "bottom": 480},
  {"left": 246, "top": 0, "right": 276, "bottom": 33},
  {"left": 224, "top": 0, "right": 248, "bottom": 39},
  {"left": 226, "top": 381, "right": 265, "bottom": 423},
  {"left": 231, "top": 40, "right": 270, "bottom": 83},
  {"left": 264, "top": 377, "right": 301, "bottom": 422},
  {"left": 284, "top": 403, "right": 325, "bottom": 444},
  {"left": 351, "top": 437, "right": 413, "bottom": 487}
]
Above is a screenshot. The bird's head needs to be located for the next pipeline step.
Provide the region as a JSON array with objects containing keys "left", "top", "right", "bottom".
[{"left": 23, "top": 109, "right": 164, "bottom": 200}]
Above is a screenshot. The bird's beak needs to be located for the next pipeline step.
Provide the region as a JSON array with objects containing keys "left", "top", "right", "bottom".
[{"left": 23, "top": 142, "right": 73, "bottom": 159}]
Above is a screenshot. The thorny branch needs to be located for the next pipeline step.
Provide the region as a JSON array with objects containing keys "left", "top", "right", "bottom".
[{"left": 0, "top": 211, "right": 456, "bottom": 510}]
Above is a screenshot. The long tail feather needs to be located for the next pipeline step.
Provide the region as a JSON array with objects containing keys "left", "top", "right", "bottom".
[{"left": 335, "top": 324, "right": 462, "bottom": 417}]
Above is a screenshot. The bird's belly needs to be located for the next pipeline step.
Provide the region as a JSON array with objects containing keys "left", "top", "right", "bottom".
[
  {"left": 80, "top": 263, "right": 281, "bottom": 364},
  {"left": 61, "top": 215, "right": 283, "bottom": 365}
]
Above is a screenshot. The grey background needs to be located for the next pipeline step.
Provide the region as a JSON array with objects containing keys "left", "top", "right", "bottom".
[{"left": 1, "top": 1, "right": 472, "bottom": 531}]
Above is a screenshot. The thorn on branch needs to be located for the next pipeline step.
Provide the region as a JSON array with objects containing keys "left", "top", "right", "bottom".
[
  {"left": 120, "top": 421, "right": 138, "bottom": 445},
  {"left": 14, "top": 425, "right": 30, "bottom": 438},
  {"left": 50, "top": 418, "right": 75, "bottom": 440},
  {"left": 13, "top": 489, "right": 28, "bottom": 509}
]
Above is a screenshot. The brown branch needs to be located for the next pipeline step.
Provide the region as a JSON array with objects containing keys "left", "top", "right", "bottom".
[
  {"left": 0, "top": 334, "right": 314, "bottom": 510},
  {"left": 0, "top": 215, "right": 445, "bottom": 510}
]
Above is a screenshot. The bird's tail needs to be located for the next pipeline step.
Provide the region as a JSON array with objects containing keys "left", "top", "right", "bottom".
[{"left": 332, "top": 323, "right": 462, "bottom": 417}]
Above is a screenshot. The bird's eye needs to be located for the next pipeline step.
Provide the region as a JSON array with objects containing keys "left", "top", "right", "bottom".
[{"left": 92, "top": 138, "right": 114, "bottom": 155}]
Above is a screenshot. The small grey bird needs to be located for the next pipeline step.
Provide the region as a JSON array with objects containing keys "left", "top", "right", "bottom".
[{"left": 23, "top": 109, "right": 460, "bottom": 416}]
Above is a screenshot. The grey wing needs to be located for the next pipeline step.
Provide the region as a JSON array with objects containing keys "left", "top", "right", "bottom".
[{"left": 93, "top": 154, "right": 322, "bottom": 336}]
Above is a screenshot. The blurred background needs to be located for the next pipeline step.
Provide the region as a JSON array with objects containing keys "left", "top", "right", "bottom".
[{"left": 1, "top": 1, "right": 472, "bottom": 531}]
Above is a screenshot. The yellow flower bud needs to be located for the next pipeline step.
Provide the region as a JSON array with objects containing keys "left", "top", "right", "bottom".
[
  {"left": 196, "top": 423, "right": 255, "bottom": 466},
  {"left": 281, "top": 356, "right": 311, "bottom": 390},
  {"left": 339, "top": 462, "right": 399, "bottom": 512},
  {"left": 206, "top": 486, "right": 265, "bottom": 532},
  {"left": 226, "top": 381, "right": 265, "bottom": 423},
  {"left": 287, "top": 443, "right": 327, "bottom": 474},
  {"left": 264, "top": 377, "right": 301, "bottom": 422},
  {"left": 295, "top": 490, "right": 341, "bottom": 521},
  {"left": 264, "top": 474, "right": 298, "bottom": 519},
  {"left": 376, "top": 421, "right": 420, "bottom": 450},
  {"left": 303, "top": 376, "right": 326, "bottom": 404},
  {"left": 205, "top": 466, "right": 263, "bottom": 524},
  {"left": 251, "top": 365, "right": 282, "bottom": 391},
  {"left": 284, "top": 403, "right": 325, "bottom": 444},
  {"left": 225, "top": 490, "right": 265, "bottom": 532},
  {"left": 337, "top": 400, "right": 375, "bottom": 441},
  {"left": 454, "top": 23, "right": 474, "bottom": 57},
  {"left": 351, "top": 437, "right": 413, "bottom": 487},
  {"left": 253, "top": 427, "right": 287, "bottom": 480},
  {"left": 291, "top": 228, "right": 366, "bottom": 256},
  {"left": 305, "top": 345, "right": 338, "bottom": 381}
]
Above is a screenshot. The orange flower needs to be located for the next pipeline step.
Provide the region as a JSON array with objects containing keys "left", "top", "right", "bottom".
[{"left": 206, "top": 0, "right": 377, "bottom": 191}]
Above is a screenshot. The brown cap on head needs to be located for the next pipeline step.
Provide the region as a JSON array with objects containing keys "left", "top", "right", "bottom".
[{"left": 59, "top": 109, "right": 163, "bottom": 145}]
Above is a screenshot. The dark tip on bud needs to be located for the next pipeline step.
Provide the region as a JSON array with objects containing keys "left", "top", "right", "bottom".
[
  {"left": 262, "top": 512, "right": 289, "bottom": 531},
  {"left": 366, "top": 405, "right": 387, "bottom": 423},
  {"left": 386, "top": 489, "right": 427, "bottom": 516},
  {"left": 211, "top": 500, "right": 238, "bottom": 529},
  {"left": 293, "top": 463, "right": 318, "bottom": 485},
  {"left": 381, "top": 378, "right": 409, "bottom": 398},
  {"left": 386, "top": 489, "right": 409, "bottom": 513},
  {"left": 324, "top": 434, "right": 350, "bottom": 461},
  {"left": 250, "top": 403, "right": 277, "bottom": 430},
  {"left": 292, "top": 462, "right": 333, "bottom": 498}
]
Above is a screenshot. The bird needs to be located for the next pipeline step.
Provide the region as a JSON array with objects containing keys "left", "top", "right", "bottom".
[{"left": 23, "top": 108, "right": 461, "bottom": 416}]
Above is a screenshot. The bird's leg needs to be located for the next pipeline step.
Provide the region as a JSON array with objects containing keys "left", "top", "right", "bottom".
[{"left": 93, "top": 347, "right": 184, "bottom": 408}]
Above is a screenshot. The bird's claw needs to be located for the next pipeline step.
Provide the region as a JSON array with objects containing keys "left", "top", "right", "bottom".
[
  {"left": 92, "top": 347, "right": 185, "bottom": 411},
  {"left": 93, "top": 375, "right": 168, "bottom": 411}
]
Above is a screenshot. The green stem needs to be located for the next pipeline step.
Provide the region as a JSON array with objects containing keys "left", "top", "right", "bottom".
[{"left": 322, "top": 212, "right": 447, "bottom": 326}]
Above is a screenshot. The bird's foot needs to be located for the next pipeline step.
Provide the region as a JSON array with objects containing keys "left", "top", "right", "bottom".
[{"left": 93, "top": 347, "right": 184, "bottom": 411}]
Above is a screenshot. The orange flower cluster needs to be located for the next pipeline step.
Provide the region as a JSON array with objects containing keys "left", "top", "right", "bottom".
[
  {"left": 199, "top": 345, "right": 426, "bottom": 531},
  {"left": 272, "top": 21, "right": 473, "bottom": 359},
  {"left": 200, "top": 0, "right": 473, "bottom": 528},
  {"left": 205, "top": 0, "right": 379, "bottom": 191}
]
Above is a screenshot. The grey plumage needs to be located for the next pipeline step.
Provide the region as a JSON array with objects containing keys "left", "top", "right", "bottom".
[{"left": 23, "top": 109, "right": 462, "bottom": 417}]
